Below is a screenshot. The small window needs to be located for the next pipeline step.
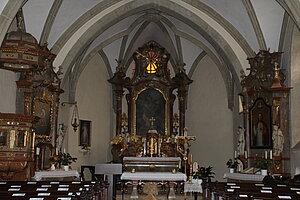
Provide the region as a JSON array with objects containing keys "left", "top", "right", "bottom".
[{"left": 146, "top": 63, "right": 157, "bottom": 74}]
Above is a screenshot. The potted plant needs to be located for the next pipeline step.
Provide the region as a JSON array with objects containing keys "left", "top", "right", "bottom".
[
  {"left": 226, "top": 159, "right": 238, "bottom": 173},
  {"left": 57, "top": 152, "right": 77, "bottom": 171},
  {"left": 255, "top": 156, "right": 269, "bottom": 175},
  {"left": 193, "top": 166, "right": 215, "bottom": 182}
]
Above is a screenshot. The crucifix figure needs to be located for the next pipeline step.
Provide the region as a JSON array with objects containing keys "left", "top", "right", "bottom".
[
  {"left": 149, "top": 117, "right": 156, "bottom": 128},
  {"left": 175, "top": 127, "right": 196, "bottom": 176}
]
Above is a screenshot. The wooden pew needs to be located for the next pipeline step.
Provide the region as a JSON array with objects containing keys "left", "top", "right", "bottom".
[
  {"left": 203, "top": 181, "right": 300, "bottom": 200},
  {"left": 0, "top": 180, "right": 108, "bottom": 200}
]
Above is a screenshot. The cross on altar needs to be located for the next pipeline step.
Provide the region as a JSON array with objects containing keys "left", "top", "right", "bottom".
[
  {"left": 175, "top": 127, "right": 196, "bottom": 141},
  {"left": 175, "top": 127, "right": 196, "bottom": 175},
  {"left": 149, "top": 117, "right": 156, "bottom": 127}
]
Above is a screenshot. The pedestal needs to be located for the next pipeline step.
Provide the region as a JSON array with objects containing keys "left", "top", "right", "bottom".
[
  {"left": 95, "top": 163, "right": 122, "bottom": 200},
  {"left": 130, "top": 180, "right": 139, "bottom": 199},
  {"left": 168, "top": 182, "right": 176, "bottom": 199}
]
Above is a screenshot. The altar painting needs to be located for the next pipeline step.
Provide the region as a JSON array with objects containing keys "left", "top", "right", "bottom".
[
  {"left": 136, "top": 89, "right": 166, "bottom": 135},
  {"left": 249, "top": 98, "right": 272, "bottom": 149}
]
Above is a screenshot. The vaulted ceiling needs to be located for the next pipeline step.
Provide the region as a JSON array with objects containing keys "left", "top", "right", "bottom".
[{"left": 0, "top": 0, "right": 299, "bottom": 94}]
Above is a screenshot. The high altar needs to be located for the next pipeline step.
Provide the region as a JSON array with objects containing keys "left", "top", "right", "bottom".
[
  {"left": 109, "top": 41, "right": 195, "bottom": 199},
  {"left": 109, "top": 41, "right": 195, "bottom": 165}
]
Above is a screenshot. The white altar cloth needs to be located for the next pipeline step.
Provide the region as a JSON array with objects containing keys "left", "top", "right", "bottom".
[
  {"left": 33, "top": 170, "right": 80, "bottom": 181},
  {"left": 123, "top": 157, "right": 181, "bottom": 162},
  {"left": 184, "top": 179, "right": 203, "bottom": 193},
  {"left": 224, "top": 173, "right": 265, "bottom": 182},
  {"left": 121, "top": 172, "right": 187, "bottom": 181}
]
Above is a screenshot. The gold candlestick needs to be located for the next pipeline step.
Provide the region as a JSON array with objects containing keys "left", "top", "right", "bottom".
[{"left": 189, "top": 153, "right": 193, "bottom": 183}]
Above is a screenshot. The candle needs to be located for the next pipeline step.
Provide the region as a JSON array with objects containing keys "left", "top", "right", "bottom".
[
  {"left": 63, "top": 148, "right": 66, "bottom": 153},
  {"left": 56, "top": 148, "right": 58, "bottom": 155},
  {"left": 234, "top": 151, "right": 237, "bottom": 158},
  {"left": 265, "top": 150, "right": 268, "bottom": 159},
  {"left": 270, "top": 150, "right": 273, "bottom": 159},
  {"left": 245, "top": 151, "right": 248, "bottom": 159},
  {"left": 36, "top": 147, "right": 40, "bottom": 155}
]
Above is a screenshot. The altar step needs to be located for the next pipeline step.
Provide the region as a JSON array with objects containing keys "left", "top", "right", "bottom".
[{"left": 116, "top": 191, "right": 202, "bottom": 200}]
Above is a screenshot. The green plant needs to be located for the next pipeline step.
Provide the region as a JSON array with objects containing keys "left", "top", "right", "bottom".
[
  {"left": 226, "top": 159, "right": 238, "bottom": 169},
  {"left": 193, "top": 166, "right": 215, "bottom": 182},
  {"left": 255, "top": 156, "right": 268, "bottom": 170},
  {"left": 58, "top": 152, "right": 77, "bottom": 166}
]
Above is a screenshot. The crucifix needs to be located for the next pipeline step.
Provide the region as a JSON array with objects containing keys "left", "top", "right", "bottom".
[
  {"left": 149, "top": 117, "right": 156, "bottom": 128},
  {"left": 175, "top": 127, "right": 196, "bottom": 178}
]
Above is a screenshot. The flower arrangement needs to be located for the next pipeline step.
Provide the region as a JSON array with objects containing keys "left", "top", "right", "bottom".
[
  {"left": 193, "top": 166, "right": 215, "bottom": 182},
  {"left": 57, "top": 152, "right": 77, "bottom": 166},
  {"left": 255, "top": 155, "right": 269, "bottom": 170},
  {"left": 49, "top": 155, "right": 58, "bottom": 165},
  {"left": 226, "top": 159, "right": 238, "bottom": 169}
]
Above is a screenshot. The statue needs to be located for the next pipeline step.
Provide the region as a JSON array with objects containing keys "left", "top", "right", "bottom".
[
  {"left": 56, "top": 124, "right": 66, "bottom": 152},
  {"left": 237, "top": 126, "right": 245, "bottom": 156},
  {"left": 272, "top": 125, "right": 284, "bottom": 156}
]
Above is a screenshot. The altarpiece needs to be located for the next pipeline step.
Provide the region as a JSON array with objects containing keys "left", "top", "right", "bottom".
[
  {"left": 109, "top": 41, "right": 194, "bottom": 164},
  {"left": 240, "top": 50, "right": 291, "bottom": 174}
]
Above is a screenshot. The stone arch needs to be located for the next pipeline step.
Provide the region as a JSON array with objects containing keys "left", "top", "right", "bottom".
[{"left": 55, "top": 0, "right": 244, "bottom": 93}]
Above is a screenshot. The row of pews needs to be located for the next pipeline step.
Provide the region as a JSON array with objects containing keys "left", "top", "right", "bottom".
[
  {"left": 0, "top": 180, "right": 108, "bottom": 200},
  {"left": 202, "top": 181, "right": 300, "bottom": 199}
]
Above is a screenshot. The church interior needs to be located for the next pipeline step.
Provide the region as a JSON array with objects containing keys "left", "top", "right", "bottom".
[{"left": 0, "top": 0, "right": 300, "bottom": 199}]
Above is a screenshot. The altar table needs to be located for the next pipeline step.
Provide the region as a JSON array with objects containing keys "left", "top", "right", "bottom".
[
  {"left": 121, "top": 172, "right": 187, "bottom": 199},
  {"left": 33, "top": 170, "right": 80, "bottom": 181},
  {"left": 121, "top": 172, "right": 186, "bottom": 181},
  {"left": 184, "top": 179, "right": 203, "bottom": 200}
]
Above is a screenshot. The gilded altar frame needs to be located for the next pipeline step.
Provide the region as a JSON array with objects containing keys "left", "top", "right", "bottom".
[
  {"left": 109, "top": 41, "right": 192, "bottom": 138},
  {"left": 32, "top": 83, "right": 61, "bottom": 144},
  {"left": 132, "top": 87, "right": 169, "bottom": 136}
]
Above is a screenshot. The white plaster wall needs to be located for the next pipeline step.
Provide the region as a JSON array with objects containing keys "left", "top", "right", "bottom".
[
  {"left": 186, "top": 55, "right": 233, "bottom": 181},
  {"left": 67, "top": 53, "right": 113, "bottom": 171},
  {"left": 290, "top": 27, "right": 300, "bottom": 175},
  {"left": 291, "top": 27, "right": 300, "bottom": 149},
  {"left": 0, "top": 69, "right": 16, "bottom": 113}
]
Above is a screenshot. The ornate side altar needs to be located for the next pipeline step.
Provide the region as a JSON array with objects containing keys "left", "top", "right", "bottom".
[{"left": 240, "top": 50, "right": 291, "bottom": 174}]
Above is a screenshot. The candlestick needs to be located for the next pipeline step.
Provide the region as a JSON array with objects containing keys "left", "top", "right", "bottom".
[
  {"left": 265, "top": 150, "right": 268, "bottom": 159},
  {"left": 189, "top": 153, "right": 193, "bottom": 183},
  {"left": 36, "top": 147, "right": 40, "bottom": 155}
]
